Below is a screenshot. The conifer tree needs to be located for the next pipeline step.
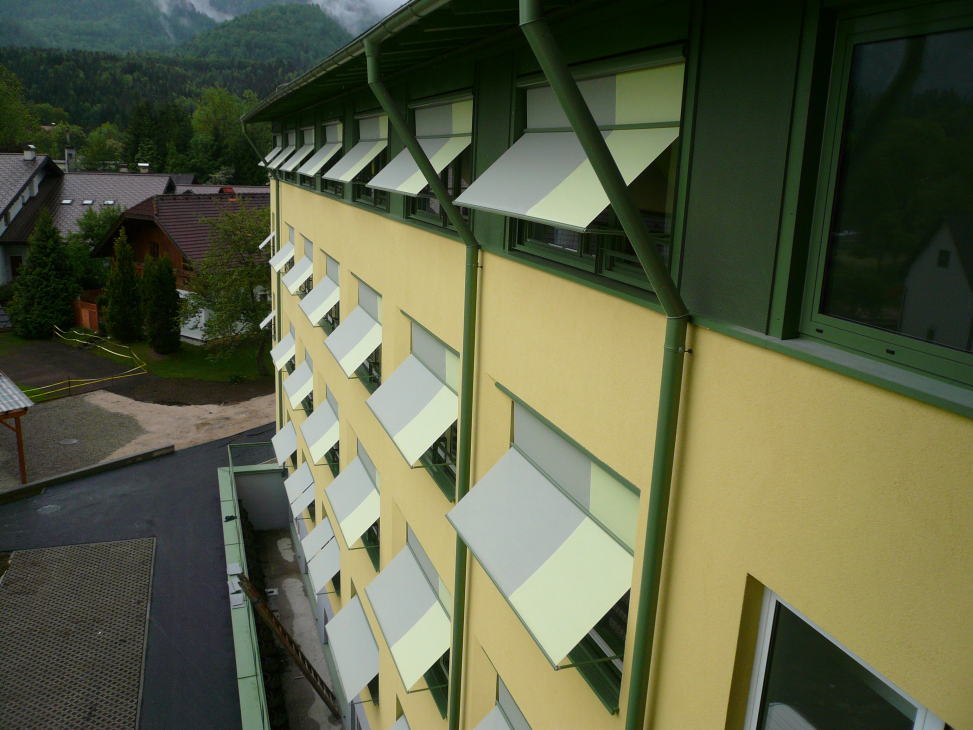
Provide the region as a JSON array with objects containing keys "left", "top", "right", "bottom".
[
  {"left": 104, "top": 228, "right": 143, "bottom": 343},
  {"left": 142, "top": 255, "right": 181, "bottom": 354},
  {"left": 10, "top": 208, "right": 76, "bottom": 338}
]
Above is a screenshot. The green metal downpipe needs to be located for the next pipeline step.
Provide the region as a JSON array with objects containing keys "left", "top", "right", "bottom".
[
  {"left": 519, "top": 3, "right": 690, "bottom": 730},
  {"left": 364, "top": 39, "right": 480, "bottom": 730}
]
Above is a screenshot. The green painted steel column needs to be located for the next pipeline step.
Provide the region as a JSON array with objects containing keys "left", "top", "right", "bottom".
[
  {"left": 518, "top": 3, "right": 690, "bottom": 730},
  {"left": 365, "top": 39, "right": 479, "bottom": 730}
]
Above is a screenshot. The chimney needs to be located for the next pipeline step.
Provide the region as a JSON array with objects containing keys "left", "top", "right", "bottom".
[
  {"left": 138, "top": 162, "right": 150, "bottom": 174},
  {"left": 23, "top": 144, "right": 36, "bottom": 162}
]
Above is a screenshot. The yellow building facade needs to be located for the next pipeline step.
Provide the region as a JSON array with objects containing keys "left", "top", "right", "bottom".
[{"left": 251, "top": 1, "right": 973, "bottom": 730}]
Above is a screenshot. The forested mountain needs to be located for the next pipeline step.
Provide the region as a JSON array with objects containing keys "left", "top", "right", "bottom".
[
  {"left": 0, "top": 0, "right": 216, "bottom": 54},
  {"left": 174, "top": 4, "right": 352, "bottom": 70}
]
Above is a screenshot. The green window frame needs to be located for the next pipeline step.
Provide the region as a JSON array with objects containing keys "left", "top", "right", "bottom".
[
  {"left": 353, "top": 147, "right": 390, "bottom": 210},
  {"left": 322, "top": 301, "right": 340, "bottom": 334},
  {"left": 567, "top": 591, "right": 629, "bottom": 713},
  {"left": 800, "top": 3, "right": 973, "bottom": 388},
  {"left": 324, "top": 442, "right": 339, "bottom": 478},
  {"left": 407, "top": 148, "right": 472, "bottom": 229},
  {"left": 362, "top": 520, "right": 380, "bottom": 571},
  {"left": 356, "top": 345, "right": 382, "bottom": 394},
  {"left": 423, "top": 650, "right": 449, "bottom": 718},
  {"left": 418, "top": 421, "right": 458, "bottom": 501}
]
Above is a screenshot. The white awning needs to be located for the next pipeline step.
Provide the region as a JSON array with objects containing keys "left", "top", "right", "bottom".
[
  {"left": 390, "top": 715, "right": 411, "bottom": 730},
  {"left": 269, "top": 242, "right": 295, "bottom": 272},
  {"left": 324, "top": 307, "right": 381, "bottom": 378},
  {"left": 324, "top": 456, "right": 379, "bottom": 548},
  {"left": 299, "top": 397, "right": 339, "bottom": 465},
  {"left": 280, "top": 143, "right": 315, "bottom": 172},
  {"left": 299, "top": 277, "right": 339, "bottom": 326},
  {"left": 258, "top": 230, "right": 275, "bottom": 250},
  {"left": 282, "top": 256, "right": 313, "bottom": 294},
  {"left": 298, "top": 142, "right": 342, "bottom": 177},
  {"left": 454, "top": 64, "right": 684, "bottom": 232},
  {"left": 473, "top": 708, "right": 516, "bottom": 730},
  {"left": 270, "top": 333, "right": 295, "bottom": 371},
  {"left": 259, "top": 310, "right": 275, "bottom": 330},
  {"left": 321, "top": 140, "right": 387, "bottom": 183},
  {"left": 368, "top": 137, "right": 470, "bottom": 195},
  {"left": 271, "top": 421, "right": 297, "bottom": 466},
  {"left": 285, "top": 461, "right": 314, "bottom": 502},
  {"left": 303, "top": 518, "right": 341, "bottom": 594},
  {"left": 367, "top": 354, "right": 457, "bottom": 466},
  {"left": 269, "top": 144, "right": 297, "bottom": 170},
  {"left": 326, "top": 595, "right": 380, "bottom": 702},
  {"left": 364, "top": 546, "right": 451, "bottom": 690},
  {"left": 283, "top": 361, "right": 313, "bottom": 409},
  {"left": 260, "top": 146, "right": 283, "bottom": 168}
]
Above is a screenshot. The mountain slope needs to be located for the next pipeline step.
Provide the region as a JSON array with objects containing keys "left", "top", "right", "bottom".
[
  {"left": 172, "top": 3, "right": 352, "bottom": 69},
  {"left": 0, "top": 0, "right": 216, "bottom": 54}
]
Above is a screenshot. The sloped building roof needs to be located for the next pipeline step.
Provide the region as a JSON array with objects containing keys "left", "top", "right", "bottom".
[
  {"left": 93, "top": 191, "right": 270, "bottom": 263},
  {"left": 0, "top": 172, "right": 175, "bottom": 244},
  {"left": 175, "top": 185, "right": 270, "bottom": 195},
  {"left": 0, "top": 153, "right": 63, "bottom": 224},
  {"left": 0, "top": 369, "right": 32, "bottom": 414}
]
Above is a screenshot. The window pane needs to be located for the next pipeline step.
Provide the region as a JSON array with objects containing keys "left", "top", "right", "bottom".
[
  {"left": 757, "top": 604, "right": 916, "bottom": 730},
  {"left": 821, "top": 28, "right": 973, "bottom": 353}
]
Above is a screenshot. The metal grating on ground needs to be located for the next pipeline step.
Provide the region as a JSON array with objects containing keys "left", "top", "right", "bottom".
[{"left": 0, "top": 538, "right": 156, "bottom": 730}]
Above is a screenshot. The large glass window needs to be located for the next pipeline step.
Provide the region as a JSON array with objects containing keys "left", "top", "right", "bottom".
[
  {"left": 806, "top": 12, "right": 973, "bottom": 381},
  {"left": 353, "top": 148, "right": 389, "bottom": 210},
  {"left": 409, "top": 147, "right": 472, "bottom": 228},
  {"left": 747, "top": 593, "right": 949, "bottom": 730}
]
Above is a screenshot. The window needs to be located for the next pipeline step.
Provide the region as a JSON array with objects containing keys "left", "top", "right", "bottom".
[
  {"left": 354, "top": 147, "right": 389, "bottom": 209},
  {"left": 61, "top": 199, "right": 72, "bottom": 204},
  {"left": 323, "top": 179, "right": 345, "bottom": 197},
  {"left": 323, "top": 301, "right": 340, "bottom": 334},
  {"left": 301, "top": 390, "right": 314, "bottom": 414},
  {"left": 324, "top": 442, "right": 340, "bottom": 478},
  {"left": 407, "top": 525, "right": 451, "bottom": 717},
  {"left": 105, "top": 199, "right": 115, "bottom": 205},
  {"left": 82, "top": 199, "right": 93, "bottom": 206},
  {"left": 804, "top": 12, "right": 973, "bottom": 383},
  {"left": 361, "top": 520, "right": 380, "bottom": 571},
  {"left": 498, "top": 677, "right": 531, "bottom": 730},
  {"left": 424, "top": 650, "right": 450, "bottom": 718},
  {"left": 365, "top": 674, "right": 379, "bottom": 706},
  {"left": 420, "top": 422, "right": 457, "bottom": 501},
  {"left": 150, "top": 241, "right": 160, "bottom": 259},
  {"left": 10, "top": 256, "right": 23, "bottom": 277},
  {"left": 332, "top": 568, "right": 341, "bottom": 596},
  {"left": 356, "top": 347, "right": 382, "bottom": 394},
  {"left": 410, "top": 147, "right": 472, "bottom": 228},
  {"left": 568, "top": 591, "right": 628, "bottom": 713},
  {"left": 745, "top": 591, "right": 949, "bottom": 730}
]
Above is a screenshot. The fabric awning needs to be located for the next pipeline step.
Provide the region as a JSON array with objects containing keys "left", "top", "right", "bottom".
[
  {"left": 299, "top": 396, "right": 339, "bottom": 464},
  {"left": 299, "top": 277, "right": 339, "bottom": 326},
  {"left": 260, "top": 146, "right": 283, "bottom": 168},
  {"left": 285, "top": 461, "right": 314, "bottom": 510},
  {"left": 259, "top": 231, "right": 275, "bottom": 250},
  {"left": 259, "top": 310, "right": 275, "bottom": 330},
  {"left": 280, "top": 143, "right": 315, "bottom": 172},
  {"left": 269, "top": 144, "right": 297, "bottom": 170},
  {"left": 390, "top": 715, "right": 411, "bottom": 730},
  {"left": 367, "top": 354, "right": 457, "bottom": 466},
  {"left": 272, "top": 421, "right": 297, "bottom": 466},
  {"left": 283, "top": 361, "right": 313, "bottom": 409},
  {"left": 326, "top": 595, "right": 380, "bottom": 702},
  {"left": 282, "top": 256, "right": 313, "bottom": 294},
  {"left": 298, "top": 143, "right": 342, "bottom": 177},
  {"left": 321, "top": 140, "right": 387, "bottom": 183},
  {"left": 303, "top": 519, "right": 341, "bottom": 594},
  {"left": 446, "top": 447, "right": 634, "bottom": 665},
  {"left": 473, "top": 708, "right": 515, "bottom": 730},
  {"left": 324, "top": 456, "right": 379, "bottom": 548},
  {"left": 364, "top": 546, "right": 451, "bottom": 690},
  {"left": 271, "top": 333, "right": 295, "bottom": 371},
  {"left": 454, "top": 63, "right": 683, "bottom": 231},
  {"left": 324, "top": 307, "right": 381, "bottom": 378},
  {"left": 269, "top": 242, "right": 295, "bottom": 272}
]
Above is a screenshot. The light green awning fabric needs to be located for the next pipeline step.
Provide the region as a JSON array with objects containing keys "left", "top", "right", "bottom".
[
  {"left": 446, "top": 447, "right": 634, "bottom": 665},
  {"left": 280, "top": 143, "right": 315, "bottom": 172},
  {"left": 303, "top": 518, "right": 340, "bottom": 594},
  {"left": 259, "top": 310, "right": 275, "bottom": 330},
  {"left": 282, "top": 256, "right": 313, "bottom": 294},
  {"left": 271, "top": 333, "right": 295, "bottom": 371},
  {"left": 324, "top": 307, "right": 381, "bottom": 378},
  {"left": 299, "top": 277, "right": 339, "bottom": 326},
  {"left": 299, "top": 398, "right": 339, "bottom": 465},
  {"left": 367, "top": 136, "right": 470, "bottom": 195},
  {"left": 390, "top": 715, "right": 411, "bottom": 730},
  {"left": 454, "top": 63, "right": 683, "bottom": 232},
  {"left": 269, "top": 144, "right": 297, "bottom": 170},
  {"left": 473, "top": 707, "right": 515, "bottom": 730},
  {"left": 324, "top": 456, "right": 379, "bottom": 548},
  {"left": 258, "top": 231, "right": 274, "bottom": 250},
  {"left": 326, "top": 595, "right": 379, "bottom": 702},
  {"left": 285, "top": 461, "right": 313, "bottom": 503},
  {"left": 269, "top": 242, "right": 295, "bottom": 272},
  {"left": 271, "top": 421, "right": 297, "bottom": 466},
  {"left": 364, "top": 546, "right": 451, "bottom": 690},
  {"left": 283, "top": 361, "right": 313, "bottom": 410},
  {"left": 320, "top": 140, "right": 387, "bottom": 183},
  {"left": 366, "top": 354, "right": 457, "bottom": 467},
  {"left": 297, "top": 142, "right": 342, "bottom": 177}
]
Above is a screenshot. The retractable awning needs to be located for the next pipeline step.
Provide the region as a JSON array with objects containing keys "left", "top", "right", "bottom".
[
  {"left": 280, "top": 143, "right": 315, "bottom": 172},
  {"left": 271, "top": 333, "right": 295, "bottom": 371},
  {"left": 259, "top": 310, "right": 275, "bottom": 330},
  {"left": 260, "top": 146, "right": 283, "bottom": 168},
  {"left": 283, "top": 361, "right": 313, "bottom": 409},
  {"left": 473, "top": 708, "right": 515, "bottom": 730},
  {"left": 282, "top": 256, "right": 313, "bottom": 294},
  {"left": 271, "top": 421, "right": 297, "bottom": 466},
  {"left": 390, "top": 716, "right": 411, "bottom": 730},
  {"left": 259, "top": 231, "right": 275, "bottom": 250},
  {"left": 322, "top": 115, "right": 388, "bottom": 183},
  {"left": 299, "top": 397, "right": 339, "bottom": 464},
  {"left": 298, "top": 143, "right": 342, "bottom": 176},
  {"left": 325, "top": 307, "right": 381, "bottom": 377},
  {"left": 446, "top": 447, "right": 634, "bottom": 665},
  {"left": 364, "top": 546, "right": 451, "bottom": 690},
  {"left": 285, "top": 461, "right": 316, "bottom": 518},
  {"left": 269, "top": 143, "right": 297, "bottom": 170},
  {"left": 326, "top": 596, "right": 380, "bottom": 703},
  {"left": 324, "top": 456, "right": 379, "bottom": 547},
  {"left": 299, "top": 277, "right": 339, "bottom": 326},
  {"left": 367, "top": 355, "right": 457, "bottom": 466},
  {"left": 302, "top": 518, "right": 341, "bottom": 594},
  {"left": 269, "top": 242, "right": 295, "bottom": 272},
  {"left": 454, "top": 64, "right": 684, "bottom": 232}
]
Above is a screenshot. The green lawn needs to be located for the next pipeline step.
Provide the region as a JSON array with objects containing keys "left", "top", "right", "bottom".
[
  {"left": 0, "top": 332, "right": 26, "bottom": 358},
  {"left": 129, "top": 340, "right": 274, "bottom": 382}
]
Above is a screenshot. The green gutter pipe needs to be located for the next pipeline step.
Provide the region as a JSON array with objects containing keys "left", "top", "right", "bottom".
[
  {"left": 364, "top": 39, "right": 479, "bottom": 730},
  {"left": 518, "top": 3, "right": 689, "bottom": 730}
]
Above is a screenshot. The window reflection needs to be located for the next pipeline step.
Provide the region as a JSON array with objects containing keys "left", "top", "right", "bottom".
[{"left": 821, "top": 27, "right": 973, "bottom": 353}]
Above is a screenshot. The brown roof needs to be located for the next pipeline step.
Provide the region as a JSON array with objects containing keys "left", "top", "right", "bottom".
[
  {"left": 92, "top": 191, "right": 270, "bottom": 263},
  {"left": 175, "top": 185, "right": 270, "bottom": 195},
  {"left": 0, "top": 153, "right": 62, "bottom": 221},
  {"left": 0, "top": 172, "right": 175, "bottom": 243}
]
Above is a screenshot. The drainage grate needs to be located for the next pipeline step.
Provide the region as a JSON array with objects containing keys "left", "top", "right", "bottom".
[{"left": 0, "top": 538, "right": 156, "bottom": 729}]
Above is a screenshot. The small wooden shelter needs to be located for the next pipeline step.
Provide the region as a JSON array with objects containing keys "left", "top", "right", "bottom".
[{"left": 0, "top": 369, "right": 32, "bottom": 484}]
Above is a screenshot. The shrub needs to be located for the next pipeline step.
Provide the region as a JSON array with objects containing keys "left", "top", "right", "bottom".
[{"left": 142, "top": 255, "right": 181, "bottom": 354}]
